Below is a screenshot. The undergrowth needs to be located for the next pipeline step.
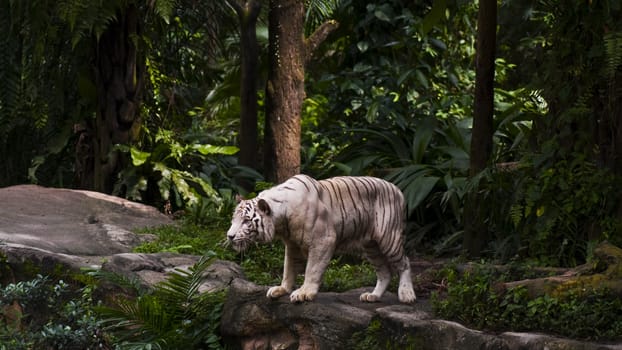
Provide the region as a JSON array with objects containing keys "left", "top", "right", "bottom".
[
  {"left": 0, "top": 275, "right": 108, "bottom": 349},
  {"left": 349, "top": 318, "right": 421, "bottom": 350},
  {"left": 432, "top": 265, "right": 622, "bottom": 341}
]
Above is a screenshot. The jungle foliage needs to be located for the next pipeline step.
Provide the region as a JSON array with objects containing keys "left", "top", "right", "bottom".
[
  {"left": 432, "top": 264, "right": 622, "bottom": 341},
  {"left": 1, "top": 0, "right": 622, "bottom": 265},
  {"left": 6, "top": 0, "right": 622, "bottom": 347}
]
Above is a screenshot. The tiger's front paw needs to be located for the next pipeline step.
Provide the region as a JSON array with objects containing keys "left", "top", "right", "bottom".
[
  {"left": 266, "top": 286, "right": 290, "bottom": 299},
  {"left": 359, "top": 292, "right": 381, "bottom": 303},
  {"left": 290, "top": 286, "right": 317, "bottom": 303}
]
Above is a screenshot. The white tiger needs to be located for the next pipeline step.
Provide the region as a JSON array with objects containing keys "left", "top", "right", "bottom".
[{"left": 226, "top": 174, "right": 416, "bottom": 304}]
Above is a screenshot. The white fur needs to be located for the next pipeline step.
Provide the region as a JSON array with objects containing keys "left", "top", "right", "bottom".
[{"left": 228, "top": 175, "right": 416, "bottom": 304}]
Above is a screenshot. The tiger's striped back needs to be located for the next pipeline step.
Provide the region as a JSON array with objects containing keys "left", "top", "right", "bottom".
[{"left": 318, "top": 176, "right": 404, "bottom": 242}]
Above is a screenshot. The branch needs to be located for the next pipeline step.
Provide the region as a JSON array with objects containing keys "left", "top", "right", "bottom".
[
  {"left": 500, "top": 242, "right": 622, "bottom": 298},
  {"left": 304, "top": 19, "right": 339, "bottom": 65}
]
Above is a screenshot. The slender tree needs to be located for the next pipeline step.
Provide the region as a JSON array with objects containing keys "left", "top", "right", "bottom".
[
  {"left": 464, "top": 0, "right": 496, "bottom": 257},
  {"left": 264, "top": 0, "right": 338, "bottom": 183},
  {"left": 228, "top": 0, "right": 261, "bottom": 190}
]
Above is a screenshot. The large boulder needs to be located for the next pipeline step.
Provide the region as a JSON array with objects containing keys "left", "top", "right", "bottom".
[
  {"left": 220, "top": 278, "right": 622, "bottom": 350},
  {"left": 0, "top": 185, "right": 168, "bottom": 255},
  {"left": 0, "top": 185, "right": 244, "bottom": 292},
  {"left": 0, "top": 185, "right": 168, "bottom": 283}
]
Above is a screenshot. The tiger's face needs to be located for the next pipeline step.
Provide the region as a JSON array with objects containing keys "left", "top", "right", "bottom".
[{"left": 227, "top": 198, "right": 274, "bottom": 252}]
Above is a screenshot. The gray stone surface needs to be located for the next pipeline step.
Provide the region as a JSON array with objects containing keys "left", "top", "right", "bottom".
[
  {"left": 0, "top": 185, "right": 167, "bottom": 255},
  {"left": 0, "top": 185, "right": 243, "bottom": 292},
  {"left": 101, "top": 253, "right": 244, "bottom": 291}
]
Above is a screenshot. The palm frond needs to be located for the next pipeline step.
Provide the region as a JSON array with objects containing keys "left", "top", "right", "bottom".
[
  {"left": 57, "top": 0, "right": 122, "bottom": 46},
  {"left": 304, "top": 0, "right": 344, "bottom": 32},
  {"left": 153, "top": 0, "right": 176, "bottom": 23}
]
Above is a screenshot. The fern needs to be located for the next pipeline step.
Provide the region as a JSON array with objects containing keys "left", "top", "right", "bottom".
[
  {"left": 57, "top": 0, "right": 120, "bottom": 47},
  {"left": 509, "top": 204, "right": 523, "bottom": 228},
  {"left": 97, "top": 254, "right": 225, "bottom": 349},
  {"left": 0, "top": 1, "right": 22, "bottom": 144},
  {"left": 153, "top": 0, "right": 176, "bottom": 24},
  {"left": 604, "top": 31, "right": 622, "bottom": 79},
  {"left": 57, "top": 0, "right": 177, "bottom": 46}
]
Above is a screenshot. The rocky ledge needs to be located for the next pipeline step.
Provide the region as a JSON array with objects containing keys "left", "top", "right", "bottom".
[{"left": 220, "top": 278, "right": 622, "bottom": 350}]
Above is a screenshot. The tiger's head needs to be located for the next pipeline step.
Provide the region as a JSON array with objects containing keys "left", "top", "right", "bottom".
[{"left": 226, "top": 197, "right": 275, "bottom": 252}]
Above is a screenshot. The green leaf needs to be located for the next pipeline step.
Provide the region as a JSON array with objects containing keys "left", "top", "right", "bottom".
[
  {"left": 415, "top": 69, "right": 429, "bottom": 89},
  {"left": 154, "top": 162, "right": 172, "bottom": 200},
  {"left": 130, "top": 148, "right": 151, "bottom": 166},
  {"left": 357, "top": 41, "right": 369, "bottom": 53},
  {"left": 192, "top": 144, "right": 239, "bottom": 156},
  {"left": 374, "top": 9, "right": 391, "bottom": 22},
  {"left": 397, "top": 69, "right": 414, "bottom": 86},
  {"left": 404, "top": 175, "right": 440, "bottom": 215},
  {"left": 412, "top": 118, "right": 436, "bottom": 163},
  {"left": 429, "top": 38, "right": 447, "bottom": 51}
]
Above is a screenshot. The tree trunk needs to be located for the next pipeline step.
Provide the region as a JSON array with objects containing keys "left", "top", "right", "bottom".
[
  {"left": 231, "top": 0, "right": 261, "bottom": 187},
  {"left": 264, "top": 0, "right": 305, "bottom": 183},
  {"left": 85, "top": 5, "right": 144, "bottom": 193},
  {"left": 464, "top": 0, "right": 496, "bottom": 257}
]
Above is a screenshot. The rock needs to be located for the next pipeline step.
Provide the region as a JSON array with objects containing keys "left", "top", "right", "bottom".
[
  {"left": 101, "top": 253, "right": 244, "bottom": 291},
  {"left": 0, "top": 185, "right": 243, "bottom": 293},
  {"left": 0, "top": 185, "right": 171, "bottom": 285},
  {"left": 0, "top": 185, "right": 168, "bottom": 255},
  {"left": 221, "top": 278, "right": 388, "bottom": 350},
  {"left": 220, "top": 278, "right": 622, "bottom": 350}
]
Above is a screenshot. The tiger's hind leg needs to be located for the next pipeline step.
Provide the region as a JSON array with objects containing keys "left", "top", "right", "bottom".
[
  {"left": 360, "top": 243, "right": 392, "bottom": 302},
  {"left": 394, "top": 255, "right": 416, "bottom": 303},
  {"left": 363, "top": 241, "right": 416, "bottom": 304}
]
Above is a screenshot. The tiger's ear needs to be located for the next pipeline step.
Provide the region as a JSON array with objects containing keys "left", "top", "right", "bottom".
[{"left": 257, "top": 199, "right": 271, "bottom": 216}]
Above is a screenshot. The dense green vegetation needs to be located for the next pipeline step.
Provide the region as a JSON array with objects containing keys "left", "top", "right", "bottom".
[
  {"left": 433, "top": 264, "right": 622, "bottom": 340},
  {"left": 3, "top": 0, "right": 622, "bottom": 346},
  {"left": 3, "top": 0, "right": 622, "bottom": 264}
]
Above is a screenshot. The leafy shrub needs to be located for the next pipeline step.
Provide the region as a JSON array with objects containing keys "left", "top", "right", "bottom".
[
  {"left": 330, "top": 116, "right": 470, "bottom": 255},
  {"left": 322, "top": 258, "right": 377, "bottom": 293},
  {"left": 432, "top": 265, "right": 622, "bottom": 340},
  {"left": 114, "top": 127, "right": 249, "bottom": 211},
  {"left": 509, "top": 155, "right": 621, "bottom": 266},
  {"left": 0, "top": 275, "right": 108, "bottom": 349}
]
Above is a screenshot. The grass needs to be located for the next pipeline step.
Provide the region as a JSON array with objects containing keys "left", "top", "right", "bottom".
[{"left": 133, "top": 219, "right": 380, "bottom": 293}]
